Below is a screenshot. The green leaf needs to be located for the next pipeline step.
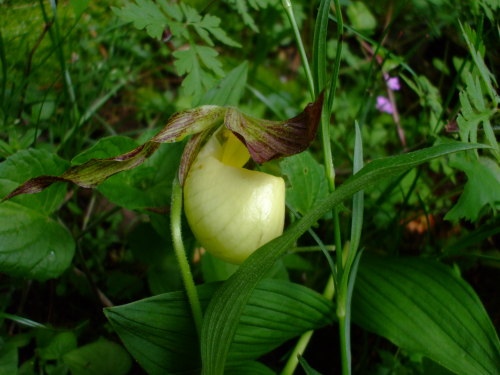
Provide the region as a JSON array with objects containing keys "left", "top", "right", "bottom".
[
  {"left": 194, "top": 14, "right": 241, "bottom": 48},
  {"left": 352, "top": 254, "right": 500, "bottom": 375},
  {"left": 70, "top": 0, "right": 90, "bottom": 17},
  {"left": 445, "top": 157, "right": 500, "bottom": 222},
  {"left": 228, "top": 280, "right": 334, "bottom": 363},
  {"left": 105, "top": 280, "right": 334, "bottom": 375},
  {"left": 112, "top": 0, "right": 169, "bottom": 40},
  {"left": 0, "top": 312, "right": 47, "bottom": 329},
  {"left": 201, "top": 252, "right": 239, "bottom": 283},
  {"left": 39, "top": 332, "right": 77, "bottom": 361},
  {"left": 196, "top": 45, "right": 224, "bottom": 76},
  {"left": 312, "top": 0, "right": 330, "bottom": 94},
  {"left": 459, "top": 22, "right": 498, "bottom": 103},
  {"left": 280, "top": 150, "right": 329, "bottom": 216},
  {"left": 199, "top": 61, "right": 248, "bottom": 107},
  {"left": 0, "top": 149, "right": 68, "bottom": 214},
  {"left": 0, "top": 201, "right": 75, "bottom": 280},
  {"left": 173, "top": 47, "right": 217, "bottom": 97},
  {"left": 346, "top": 2, "right": 377, "bottom": 34},
  {"left": 229, "top": 0, "right": 259, "bottom": 32},
  {"left": 0, "top": 344, "right": 17, "bottom": 375},
  {"left": 63, "top": 339, "right": 132, "bottom": 375},
  {"left": 225, "top": 361, "right": 275, "bottom": 375},
  {"left": 298, "top": 356, "right": 323, "bottom": 375},
  {"left": 456, "top": 71, "right": 499, "bottom": 160},
  {"left": 98, "top": 143, "right": 184, "bottom": 209},
  {"left": 200, "top": 142, "right": 487, "bottom": 374},
  {"left": 71, "top": 136, "right": 139, "bottom": 165}
]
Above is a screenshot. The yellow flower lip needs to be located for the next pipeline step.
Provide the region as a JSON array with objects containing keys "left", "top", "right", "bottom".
[{"left": 183, "top": 128, "right": 285, "bottom": 264}]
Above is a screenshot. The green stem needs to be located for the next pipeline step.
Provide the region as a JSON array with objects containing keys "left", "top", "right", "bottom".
[
  {"left": 282, "top": 0, "right": 315, "bottom": 99},
  {"left": 338, "top": 305, "right": 350, "bottom": 375},
  {"left": 326, "top": 2, "right": 353, "bottom": 374},
  {"left": 283, "top": 2, "right": 348, "bottom": 374},
  {"left": 171, "top": 178, "right": 203, "bottom": 337},
  {"left": 328, "top": 0, "right": 345, "bottom": 281},
  {"left": 280, "top": 276, "right": 335, "bottom": 375}
]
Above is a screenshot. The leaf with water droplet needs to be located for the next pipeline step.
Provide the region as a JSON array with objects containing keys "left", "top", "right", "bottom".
[{"left": 0, "top": 201, "right": 74, "bottom": 280}]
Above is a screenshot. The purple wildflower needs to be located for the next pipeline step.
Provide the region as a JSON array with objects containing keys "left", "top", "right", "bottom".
[
  {"left": 386, "top": 76, "right": 401, "bottom": 91},
  {"left": 376, "top": 96, "right": 394, "bottom": 114}
]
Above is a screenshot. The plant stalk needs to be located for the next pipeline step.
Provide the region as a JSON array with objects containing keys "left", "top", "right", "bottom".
[
  {"left": 282, "top": 0, "right": 315, "bottom": 99},
  {"left": 171, "top": 178, "right": 203, "bottom": 337}
]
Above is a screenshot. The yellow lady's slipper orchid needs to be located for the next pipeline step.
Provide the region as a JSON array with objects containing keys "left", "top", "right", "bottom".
[{"left": 183, "top": 128, "right": 285, "bottom": 264}]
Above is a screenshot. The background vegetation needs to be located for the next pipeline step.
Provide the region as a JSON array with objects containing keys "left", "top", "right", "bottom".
[{"left": 0, "top": 0, "right": 498, "bottom": 374}]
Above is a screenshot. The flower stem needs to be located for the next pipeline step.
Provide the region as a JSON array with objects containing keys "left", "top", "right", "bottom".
[
  {"left": 282, "top": 0, "right": 315, "bottom": 99},
  {"left": 327, "top": 0, "right": 345, "bottom": 282},
  {"left": 338, "top": 306, "right": 351, "bottom": 375},
  {"left": 171, "top": 178, "right": 203, "bottom": 337}
]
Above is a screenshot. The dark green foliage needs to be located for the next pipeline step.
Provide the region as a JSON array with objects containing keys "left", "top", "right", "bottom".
[{"left": 0, "top": 1, "right": 498, "bottom": 375}]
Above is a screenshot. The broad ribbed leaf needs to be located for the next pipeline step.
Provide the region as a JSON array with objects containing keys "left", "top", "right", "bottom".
[
  {"left": 225, "top": 361, "right": 275, "bottom": 375},
  {"left": 229, "top": 280, "right": 334, "bottom": 363},
  {"left": 200, "top": 142, "right": 488, "bottom": 375},
  {"left": 352, "top": 255, "right": 500, "bottom": 375},
  {"left": 0, "top": 201, "right": 75, "bottom": 280},
  {"left": 104, "top": 280, "right": 334, "bottom": 375}
]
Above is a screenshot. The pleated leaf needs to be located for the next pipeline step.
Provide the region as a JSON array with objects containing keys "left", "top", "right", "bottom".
[
  {"left": 200, "top": 142, "right": 488, "bottom": 375},
  {"left": 352, "top": 255, "right": 500, "bottom": 375},
  {"left": 225, "top": 361, "right": 275, "bottom": 375},
  {"left": 104, "top": 280, "right": 334, "bottom": 375}
]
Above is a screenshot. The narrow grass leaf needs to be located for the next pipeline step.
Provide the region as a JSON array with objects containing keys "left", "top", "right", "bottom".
[
  {"left": 298, "top": 355, "right": 324, "bottom": 375},
  {"left": 200, "top": 142, "right": 487, "bottom": 374},
  {"left": 0, "top": 312, "right": 47, "bottom": 329},
  {"left": 352, "top": 255, "right": 500, "bottom": 375},
  {"left": 348, "top": 121, "right": 364, "bottom": 261},
  {"left": 312, "top": 0, "right": 330, "bottom": 95},
  {"left": 338, "top": 122, "right": 365, "bottom": 375}
]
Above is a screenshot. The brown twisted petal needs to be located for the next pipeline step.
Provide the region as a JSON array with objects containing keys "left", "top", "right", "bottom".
[
  {"left": 1, "top": 107, "right": 226, "bottom": 201},
  {"left": 2, "top": 142, "right": 160, "bottom": 201},
  {"left": 224, "top": 91, "right": 324, "bottom": 163},
  {"left": 2, "top": 94, "right": 323, "bottom": 200}
]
